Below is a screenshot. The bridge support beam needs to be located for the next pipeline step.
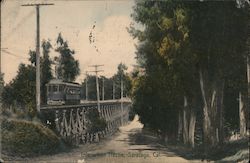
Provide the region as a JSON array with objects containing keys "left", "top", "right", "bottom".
[{"left": 41, "top": 100, "right": 131, "bottom": 145}]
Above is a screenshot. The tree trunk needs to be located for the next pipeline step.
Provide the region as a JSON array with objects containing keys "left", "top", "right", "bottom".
[
  {"left": 188, "top": 108, "right": 196, "bottom": 148},
  {"left": 182, "top": 96, "right": 196, "bottom": 148},
  {"left": 183, "top": 96, "right": 189, "bottom": 144},
  {"left": 199, "top": 70, "right": 219, "bottom": 148},
  {"left": 247, "top": 55, "right": 250, "bottom": 136},
  {"left": 177, "top": 110, "right": 183, "bottom": 142},
  {"left": 239, "top": 92, "right": 247, "bottom": 137},
  {"left": 217, "top": 81, "right": 225, "bottom": 144}
]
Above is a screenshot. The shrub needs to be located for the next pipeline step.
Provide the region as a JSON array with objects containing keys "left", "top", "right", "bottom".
[
  {"left": 86, "top": 109, "right": 107, "bottom": 133},
  {"left": 1, "top": 118, "right": 62, "bottom": 156}
]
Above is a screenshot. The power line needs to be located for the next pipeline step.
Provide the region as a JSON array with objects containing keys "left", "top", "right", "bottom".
[
  {"left": 3, "top": 10, "right": 35, "bottom": 41},
  {"left": 2, "top": 49, "right": 28, "bottom": 60}
]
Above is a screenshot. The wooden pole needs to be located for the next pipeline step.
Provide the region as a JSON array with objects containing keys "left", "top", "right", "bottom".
[
  {"left": 88, "top": 65, "right": 104, "bottom": 113},
  {"left": 0, "top": 2, "right": 1, "bottom": 75},
  {"left": 85, "top": 72, "right": 88, "bottom": 101},
  {"left": 21, "top": 3, "right": 54, "bottom": 112},
  {"left": 247, "top": 50, "right": 250, "bottom": 134},
  {"left": 121, "top": 73, "right": 124, "bottom": 125},
  {"left": 113, "top": 78, "right": 115, "bottom": 100},
  {"left": 102, "top": 77, "right": 104, "bottom": 100},
  {"left": 36, "top": 5, "right": 40, "bottom": 112},
  {"left": 95, "top": 67, "right": 100, "bottom": 112}
]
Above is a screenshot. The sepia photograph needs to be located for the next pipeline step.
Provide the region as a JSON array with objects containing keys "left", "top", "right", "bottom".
[{"left": 0, "top": 0, "right": 249, "bottom": 162}]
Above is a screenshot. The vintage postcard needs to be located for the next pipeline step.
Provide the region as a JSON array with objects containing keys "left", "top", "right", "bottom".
[{"left": 0, "top": 0, "right": 249, "bottom": 163}]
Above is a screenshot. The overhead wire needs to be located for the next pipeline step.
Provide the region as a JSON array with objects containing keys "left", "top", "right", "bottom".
[
  {"left": 2, "top": 49, "right": 28, "bottom": 60},
  {"left": 3, "top": 10, "right": 35, "bottom": 41}
]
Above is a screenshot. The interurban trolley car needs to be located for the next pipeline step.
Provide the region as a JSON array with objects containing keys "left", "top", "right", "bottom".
[{"left": 46, "top": 79, "right": 81, "bottom": 105}]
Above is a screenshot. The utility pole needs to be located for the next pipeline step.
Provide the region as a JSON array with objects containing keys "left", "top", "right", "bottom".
[
  {"left": 0, "top": 2, "right": 1, "bottom": 75},
  {"left": 85, "top": 71, "right": 89, "bottom": 101},
  {"left": 88, "top": 65, "right": 104, "bottom": 113},
  {"left": 0, "top": 3, "right": 2, "bottom": 160},
  {"left": 113, "top": 77, "right": 115, "bottom": 100},
  {"left": 247, "top": 19, "right": 250, "bottom": 134},
  {"left": 102, "top": 77, "right": 105, "bottom": 101},
  {"left": 121, "top": 73, "right": 124, "bottom": 125},
  {"left": 248, "top": 56, "right": 249, "bottom": 90},
  {"left": 22, "top": 3, "right": 54, "bottom": 112},
  {"left": 247, "top": 42, "right": 250, "bottom": 134}
]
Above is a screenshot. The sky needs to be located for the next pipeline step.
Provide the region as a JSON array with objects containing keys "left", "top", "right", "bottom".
[{"left": 1, "top": 0, "right": 138, "bottom": 84}]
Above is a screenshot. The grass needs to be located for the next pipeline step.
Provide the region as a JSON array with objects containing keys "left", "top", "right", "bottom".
[
  {"left": 141, "top": 127, "right": 249, "bottom": 162},
  {"left": 167, "top": 138, "right": 249, "bottom": 162}
]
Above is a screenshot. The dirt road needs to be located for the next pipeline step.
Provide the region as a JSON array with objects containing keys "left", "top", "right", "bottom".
[{"left": 10, "top": 115, "right": 203, "bottom": 163}]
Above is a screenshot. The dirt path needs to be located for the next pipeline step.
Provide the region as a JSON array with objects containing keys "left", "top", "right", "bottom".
[{"left": 8, "top": 115, "right": 203, "bottom": 163}]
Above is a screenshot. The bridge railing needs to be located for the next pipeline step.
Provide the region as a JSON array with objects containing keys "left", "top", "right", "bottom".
[{"left": 40, "top": 99, "right": 131, "bottom": 145}]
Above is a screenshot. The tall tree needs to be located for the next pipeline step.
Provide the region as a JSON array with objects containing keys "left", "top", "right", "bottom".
[
  {"left": 0, "top": 73, "right": 4, "bottom": 113},
  {"left": 80, "top": 63, "right": 132, "bottom": 101},
  {"left": 186, "top": 1, "right": 249, "bottom": 147},
  {"left": 41, "top": 40, "right": 53, "bottom": 104},
  {"left": 81, "top": 75, "right": 114, "bottom": 101},
  {"left": 112, "top": 63, "right": 132, "bottom": 99},
  {"left": 55, "top": 33, "right": 80, "bottom": 82},
  {"left": 2, "top": 63, "right": 36, "bottom": 117},
  {"left": 28, "top": 40, "right": 53, "bottom": 104},
  {"left": 130, "top": 0, "right": 249, "bottom": 149},
  {"left": 130, "top": 0, "right": 199, "bottom": 146}
]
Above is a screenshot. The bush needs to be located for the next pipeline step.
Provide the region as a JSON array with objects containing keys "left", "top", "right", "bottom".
[
  {"left": 1, "top": 118, "right": 62, "bottom": 156},
  {"left": 86, "top": 109, "right": 107, "bottom": 133}
]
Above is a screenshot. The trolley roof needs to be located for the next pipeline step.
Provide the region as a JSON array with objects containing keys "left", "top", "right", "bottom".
[{"left": 46, "top": 79, "right": 81, "bottom": 87}]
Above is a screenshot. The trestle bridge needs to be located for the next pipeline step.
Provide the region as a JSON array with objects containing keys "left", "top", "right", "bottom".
[{"left": 40, "top": 99, "right": 132, "bottom": 145}]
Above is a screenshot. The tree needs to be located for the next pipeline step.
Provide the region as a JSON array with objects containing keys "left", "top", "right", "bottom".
[
  {"left": 41, "top": 40, "right": 53, "bottom": 104},
  {"left": 81, "top": 75, "right": 114, "bottom": 101},
  {"left": 130, "top": 0, "right": 249, "bottom": 149},
  {"left": 80, "top": 64, "right": 132, "bottom": 101},
  {"left": 2, "top": 40, "right": 54, "bottom": 117},
  {"left": 28, "top": 40, "right": 53, "bottom": 104},
  {"left": 185, "top": 1, "right": 249, "bottom": 147},
  {"left": 0, "top": 73, "right": 4, "bottom": 113},
  {"left": 2, "top": 63, "right": 36, "bottom": 118},
  {"left": 112, "top": 63, "right": 132, "bottom": 99},
  {"left": 130, "top": 0, "right": 198, "bottom": 146},
  {"left": 55, "top": 33, "right": 80, "bottom": 82}
]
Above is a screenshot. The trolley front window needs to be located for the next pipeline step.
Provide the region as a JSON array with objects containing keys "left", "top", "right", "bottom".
[
  {"left": 48, "top": 85, "right": 52, "bottom": 93},
  {"left": 53, "top": 85, "right": 58, "bottom": 92},
  {"left": 59, "top": 85, "right": 64, "bottom": 92}
]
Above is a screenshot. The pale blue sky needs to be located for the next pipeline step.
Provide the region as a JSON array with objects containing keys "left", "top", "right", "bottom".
[{"left": 1, "top": 0, "right": 138, "bottom": 83}]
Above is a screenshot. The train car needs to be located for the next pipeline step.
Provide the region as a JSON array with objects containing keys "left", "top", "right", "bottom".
[{"left": 46, "top": 79, "right": 81, "bottom": 105}]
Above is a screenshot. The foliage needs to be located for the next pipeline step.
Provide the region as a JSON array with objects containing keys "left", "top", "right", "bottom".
[
  {"left": 29, "top": 40, "right": 53, "bottom": 104},
  {"left": 1, "top": 33, "right": 81, "bottom": 114},
  {"left": 2, "top": 39, "right": 54, "bottom": 116},
  {"left": 1, "top": 118, "right": 62, "bottom": 156},
  {"left": 41, "top": 40, "right": 53, "bottom": 104},
  {"left": 86, "top": 109, "right": 107, "bottom": 133},
  {"left": 55, "top": 33, "right": 80, "bottom": 82},
  {"left": 130, "top": 0, "right": 249, "bottom": 147},
  {"left": 130, "top": 0, "right": 189, "bottom": 140},
  {"left": 81, "top": 63, "right": 132, "bottom": 100},
  {"left": 2, "top": 63, "right": 36, "bottom": 117},
  {"left": 81, "top": 75, "right": 112, "bottom": 100},
  {"left": 112, "top": 63, "right": 133, "bottom": 98},
  {"left": 0, "top": 73, "right": 4, "bottom": 115}
]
